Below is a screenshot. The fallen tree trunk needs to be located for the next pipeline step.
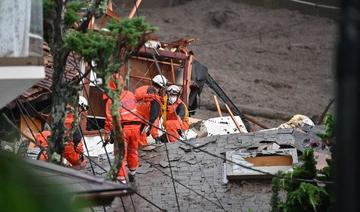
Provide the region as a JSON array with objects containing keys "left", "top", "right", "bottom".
[{"left": 202, "top": 103, "right": 293, "bottom": 121}]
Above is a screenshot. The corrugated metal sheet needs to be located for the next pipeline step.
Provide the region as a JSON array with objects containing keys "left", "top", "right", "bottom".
[{"left": 20, "top": 45, "right": 80, "bottom": 101}]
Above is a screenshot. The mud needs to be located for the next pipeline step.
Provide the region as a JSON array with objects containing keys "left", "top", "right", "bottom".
[{"left": 136, "top": 0, "right": 336, "bottom": 128}]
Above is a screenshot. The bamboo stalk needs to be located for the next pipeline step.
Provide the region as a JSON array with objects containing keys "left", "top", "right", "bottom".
[
  {"left": 213, "top": 95, "right": 223, "bottom": 117},
  {"left": 128, "top": 0, "right": 143, "bottom": 19},
  {"left": 224, "top": 104, "right": 243, "bottom": 133}
]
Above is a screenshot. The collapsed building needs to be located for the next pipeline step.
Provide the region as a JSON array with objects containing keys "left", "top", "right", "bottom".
[{"left": 0, "top": 0, "right": 332, "bottom": 211}]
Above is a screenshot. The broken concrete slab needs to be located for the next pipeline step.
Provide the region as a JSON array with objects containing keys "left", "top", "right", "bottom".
[
  {"left": 179, "top": 145, "right": 192, "bottom": 153},
  {"left": 226, "top": 148, "right": 298, "bottom": 180},
  {"left": 183, "top": 156, "right": 199, "bottom": 165},
  {"left": 159, "top": 161, "right": 169, "bottom": 168},
  {"left": 137, "top": 163, "right": 154, "bottom": 174},
  {"left": 190, "top": 138, "right": 217, "bottom": 149},
  {"left": 141, "top": 145, "right": 157, "bottom": 151},
  {"left": 169, "top": 156, "right": 182, "bottom": 162}
]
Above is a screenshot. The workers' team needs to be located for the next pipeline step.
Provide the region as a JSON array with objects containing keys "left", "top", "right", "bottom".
[{"left": 35, "top": 74, "right": 189, "bottom": 183}]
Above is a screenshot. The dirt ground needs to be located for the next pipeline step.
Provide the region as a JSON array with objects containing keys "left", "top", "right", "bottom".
[{"left": 137, "top": 0, "right": 337, "bottom": 128}]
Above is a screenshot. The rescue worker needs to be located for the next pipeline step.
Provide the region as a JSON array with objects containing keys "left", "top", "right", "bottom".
[
  {"left": 62, "top": 96, "right": 87, "bottom": 167},
  {"left": 103, "top": 73, "right": 142, "bottom": 183},
  {"left": 134, "top": 74, "right": 168, "bottom": 145},
  {"left": 35, "top": 96, "right": 88, "bottom": 168},
  {"left": 35, "top": 130, "right": 51, "bottom": 161},
  {"left": 163, "top": 85, "right": 189, "bottom": 142}
]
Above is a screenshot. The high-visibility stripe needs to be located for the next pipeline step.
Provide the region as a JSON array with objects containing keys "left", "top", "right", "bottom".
[{"left": 120, "top": 109, "right": 137, "bottom": 115}]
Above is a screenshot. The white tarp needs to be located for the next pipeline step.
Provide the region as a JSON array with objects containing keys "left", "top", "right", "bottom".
[
  {"left": 83, "top": 136, "right": 114, "bottom": 157},
  {"left": 185, "top": 115, "right": 248, "bottom": 139},
  {"left": 204, "top": 116, "right": 248, "bottom": 135}
]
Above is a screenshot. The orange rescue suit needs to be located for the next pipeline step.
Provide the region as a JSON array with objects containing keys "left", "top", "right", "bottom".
[
  {"left": 165, "top": 99, "right": 189, "bottom": 142},
  {"left": 103, "top": 88, "right": 142, "bottom": 181},
  {"left": 63, "top": 113, "right": 84, "bottom": 166},
  {"left": 34, "top": 113, "right": 84, "bottom": 166},
  {"left": 35, "top": 130, "right": 50, "bottom": 161},
  {"left": 134, "top": 85, "right": 163, "bottom": 141}
]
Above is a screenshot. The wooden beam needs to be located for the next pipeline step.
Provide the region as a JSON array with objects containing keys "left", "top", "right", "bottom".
[
  {"left": 130, "top": 75, "right": 152, "bottom": 81},
  {"left": 170, "top": 59, "right": 176, "bottom": 83},
  {"left": 213, "top": 95, "right": 222, "bottom": 117},
  {"left": 138, "top": 47, "right": 188, "bottom": 60},
  {"left": 225, "top": 104, "right": 242, "bottom": 133},
  {"left": 243, "top": 114, "right": 269, "bottom": 129},
  {"left": 131, "top": 56, "right": 181, "bottom": 67},
  {"left": 182, "top": 55, "right": 192, "bottom": 106},
  {"left": 128, "top": 0, "right": 142, "bottom": 19},
  {"left": 245, "top": 155, "right": 293, "bottom": 166}
]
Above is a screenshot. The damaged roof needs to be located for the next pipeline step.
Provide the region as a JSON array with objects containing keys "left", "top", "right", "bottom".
[{"left": 19, "top": 44, "right": 79, "bottom": 102}]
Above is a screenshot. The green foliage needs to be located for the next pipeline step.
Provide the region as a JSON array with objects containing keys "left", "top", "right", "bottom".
[
  {"left": 271, "top": 149, "right": 331, "bottom": 212},
  {"left": 64, "top": 17, "right": 156, "bottom": 78},
  {"left": 64, "top": 1, "right": 87, "bottom": 27},
  {"left": 43, "top": 0, "right": 55, "bottom": 19},
  {"left": 65, "top": 30, "right": 116, "bottom": 68},
  {"left": 271, "top": 177, "right": 281, "bottom": 211},
  {"left": 319, "top": 113, "right": 335, "bottom": 140},
  {"left": 107, "top": 17, "right": 158, "bottom": 48},
  {"left": 283, "top": 183, "right": 328, "bottom": 212},
  {"left": 44, "top": 0, "right": 86, "bottom": 27},
  {"left": 0, "top": 151, "right": 82, "bottom": 212},
  {"left": 292, "top": 148, "right": 317, "bottom": 179}
]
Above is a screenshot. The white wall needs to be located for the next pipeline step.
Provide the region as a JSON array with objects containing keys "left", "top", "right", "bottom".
[{"left": 0, "top": 66, "right": 45, "bottom": 109}]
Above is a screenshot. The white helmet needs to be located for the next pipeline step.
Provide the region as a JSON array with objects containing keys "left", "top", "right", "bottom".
[
  {"left": 78, "top": 96, "right": 88, "bottom": 110},
  {"left": 167, "top": 85, "right": 181, "bottom": 95},
  {"left": 152, "top": 75, "right": 168, "bottom": 88}
]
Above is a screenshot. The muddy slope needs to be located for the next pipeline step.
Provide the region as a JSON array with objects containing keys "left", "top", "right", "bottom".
[{"left": 139, "top": 0, "right": 336, "bottom": 126}]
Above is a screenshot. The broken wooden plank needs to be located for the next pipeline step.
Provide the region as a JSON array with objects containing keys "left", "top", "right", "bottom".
[
  {"left": 213, "top": 95, "right": 223, "bottom": 117},
  {"left": 131, "top": 56, "right": 182, "bottom": 67},
  {"left": 170, "top": 59, "right": 176, "bottom": 83},
  {"left": 225, "top": 104, "right": 243, "bottom": 133}
]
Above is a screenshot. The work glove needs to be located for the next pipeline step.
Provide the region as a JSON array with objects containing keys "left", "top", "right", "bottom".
[
  {"left": 102, "top": 131, "right": 114, "bottom": 147},
  {"left": 177, "top": 129, "right": 186, "bottom": 140},
  {"left": 142, "top": 125, "right": 151, "bottom": 136}
]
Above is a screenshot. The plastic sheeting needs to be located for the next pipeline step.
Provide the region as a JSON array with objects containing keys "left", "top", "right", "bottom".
[
  {"left": 185, "top": 115, "right": 248, "bottom": 139},
  {"left": 83, "top": 136, "right": 114, "bottom": 157}
]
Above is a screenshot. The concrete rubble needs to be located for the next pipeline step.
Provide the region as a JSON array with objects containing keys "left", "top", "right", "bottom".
[{"left": 88, "top": 125, "right": 330, "bottom": 211}]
